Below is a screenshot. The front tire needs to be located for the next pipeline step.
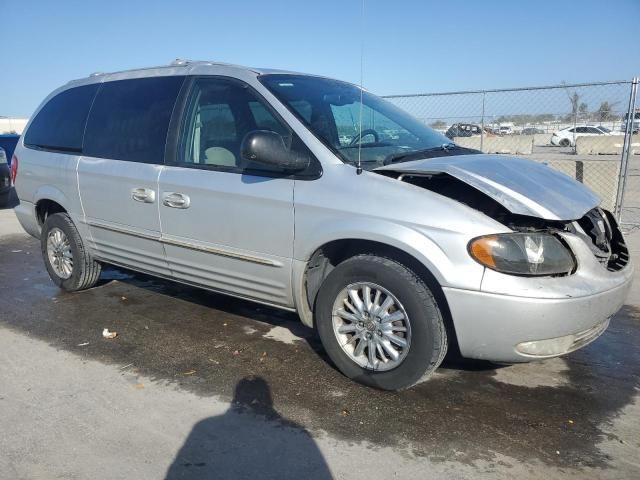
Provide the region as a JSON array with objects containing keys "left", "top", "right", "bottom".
[
  {"left": 41, "top": 212, "right": 102, "bottom": 291},
  {"left": 315, "top": 255, "right": 447, "bottom": 391},
  {"left": 559, "top": 138, "right": 570, "bottom": 147}
]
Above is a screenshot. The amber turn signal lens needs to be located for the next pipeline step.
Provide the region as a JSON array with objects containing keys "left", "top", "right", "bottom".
[{"left": 469, "top": 235, "right": 498, "bottom": 268}]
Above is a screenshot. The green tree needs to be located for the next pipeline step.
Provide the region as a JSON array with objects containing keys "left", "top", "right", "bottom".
[
  {"left": 561, "top": 82, "right": 581, "bottom": 118},
  {"left": 570, "top": 93, "right": 580, "bottom": 115},
  {"left": 595, "top": 101, "right": 618, "bottom": 122}
]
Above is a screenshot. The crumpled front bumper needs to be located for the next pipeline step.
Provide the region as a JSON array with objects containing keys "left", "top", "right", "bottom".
[{"left": 444, "top": 232, "right": 633, "bottom": 362}]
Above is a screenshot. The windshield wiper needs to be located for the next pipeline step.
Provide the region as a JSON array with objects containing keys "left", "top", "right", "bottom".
[{"left": 383, "top": 143, "right": 460, "bottom": 165}]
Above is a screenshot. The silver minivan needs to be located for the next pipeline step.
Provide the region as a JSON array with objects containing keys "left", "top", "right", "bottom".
[{"left": 13, "top": 61, "right": 632, "bottom": 390}]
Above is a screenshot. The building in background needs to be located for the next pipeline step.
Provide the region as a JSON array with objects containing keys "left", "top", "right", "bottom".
[{"left": 0, "top": 117, "right": 28, "bottom": 134}]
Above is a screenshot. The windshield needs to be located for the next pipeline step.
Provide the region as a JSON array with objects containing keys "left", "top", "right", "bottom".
[
  {"left": 260, "top": 74, "right": 452, "bottom": 169},
  {"left": 597, "top": 126, "right": 611, "bottom": 133}
]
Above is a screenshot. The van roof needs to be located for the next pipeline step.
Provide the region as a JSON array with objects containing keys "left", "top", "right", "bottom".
[{"left": 71, "top": 60, "right": 306, "bottom": 86}]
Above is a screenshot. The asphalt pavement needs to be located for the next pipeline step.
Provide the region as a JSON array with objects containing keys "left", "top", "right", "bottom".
[{"left": 1, "top": 200, "right": 639, "bottom": 480}]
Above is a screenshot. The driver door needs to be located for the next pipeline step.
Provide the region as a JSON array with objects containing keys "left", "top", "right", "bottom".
[{"left": 158, "top": 77, "right": 296, "bottom": 307}]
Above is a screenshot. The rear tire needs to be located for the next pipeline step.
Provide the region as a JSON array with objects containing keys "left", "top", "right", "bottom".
[
  {"left": 315, "top": 254, "right": 447, "bottom": 391},
  {"left": 0, "top": 191, "right": 9, "bottom": 208},
  {"left": 41, "top": 212, "right": 102, "bottom": 291}
]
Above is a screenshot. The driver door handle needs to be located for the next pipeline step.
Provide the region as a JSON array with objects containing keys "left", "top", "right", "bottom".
[{"left": 162, "top": 192, "right": 191, "bottom": 209}]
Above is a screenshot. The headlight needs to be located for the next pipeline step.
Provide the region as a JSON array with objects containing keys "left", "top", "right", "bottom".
[{"left": 468, "top": 233, "right": 575, "bottom": 276}]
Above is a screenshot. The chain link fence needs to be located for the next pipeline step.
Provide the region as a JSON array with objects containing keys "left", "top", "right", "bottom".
[{"left": 383, "top": 79, "right": 640, "bottom": 226}]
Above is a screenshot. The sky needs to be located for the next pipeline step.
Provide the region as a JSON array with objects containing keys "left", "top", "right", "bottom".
[{"left": 1, "top": 0, "right": 639, "bottom": 117}]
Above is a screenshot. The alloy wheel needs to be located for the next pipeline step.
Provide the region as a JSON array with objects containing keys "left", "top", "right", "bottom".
[
  {"left": 46, "top": 227, "right": 73, "bottom": 279},
  {"left": 331, "top": 282, "right": 411, "bottom": 371}
]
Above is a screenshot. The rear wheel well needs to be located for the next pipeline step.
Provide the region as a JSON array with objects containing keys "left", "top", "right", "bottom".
[
  {"left": 35, "top": 199, "right": 67, "bottom": 227},
  {"left": 304, "top": 239, "right": 459, "bottom": 354}
]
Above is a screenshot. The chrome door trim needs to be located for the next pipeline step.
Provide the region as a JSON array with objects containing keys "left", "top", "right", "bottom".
[
  {"left": 83, "top": 218, "right": 282, "bottom": 268},
  {"left": 84, "top": 218, "right": 161, "bottom": 240},
  {"left": 161, "top": 234, "right": 283, "bottom": 267}
]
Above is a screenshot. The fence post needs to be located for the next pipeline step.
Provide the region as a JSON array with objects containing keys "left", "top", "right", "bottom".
[
  {"left": 480, "top": 91, "right": 486, "bottom": 152},
  {"left": 615, "top": 77, "right": 639, "bottom": 221}
]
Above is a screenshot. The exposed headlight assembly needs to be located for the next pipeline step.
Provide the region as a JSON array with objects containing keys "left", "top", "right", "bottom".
[{"left": 468, "top": 233, "right": 575, "bottom": 276}]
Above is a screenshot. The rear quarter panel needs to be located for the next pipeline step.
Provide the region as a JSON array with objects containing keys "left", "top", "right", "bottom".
[{"left": 14, "top": 140, "right": 85, "bottom": 239}]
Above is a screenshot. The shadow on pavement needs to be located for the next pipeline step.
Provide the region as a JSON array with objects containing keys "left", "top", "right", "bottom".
[
  {"left": 2, "top": 234, "right": 639, "bottom": 470},
  {"left": 165, "top": 376, "right": 333, "bottom": 480}
]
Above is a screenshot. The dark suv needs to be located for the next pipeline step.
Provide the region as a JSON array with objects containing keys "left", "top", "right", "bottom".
[
  {"left": 0, "top": 134, "right": 20, "bottom": 162},
  {"left": 445, "top": 123, "right": 483, "bottom": 139},
  {"left": 0, "top": 147, "right": 11, "bottom": 207},
  {"left": 0, "top": 134, "right": 19, "bottom": 207}
]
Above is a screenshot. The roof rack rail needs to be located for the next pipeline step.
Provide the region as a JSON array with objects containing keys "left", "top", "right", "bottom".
[{"left": 169, "top": 59, "right": 252, "bottom": 70}]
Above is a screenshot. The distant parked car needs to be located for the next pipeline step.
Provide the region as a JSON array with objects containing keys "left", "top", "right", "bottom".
[
  {"left": 0, "top": 134, "right": 20, "bottom": 165},
  {"left": 0, "top": 147, "right": 11, "bottom": 207},
  {"left": 445, "top": 123, "right": 482, "bottom": 139},
  {"left": 551, "top": 126, "right": 613, "bottom": 147},
  {"left": 521, "top": 128, "right": 545, "bottom": 135},
  {"left": 497, "top": 126, "right": 513, "bottom": 135}
]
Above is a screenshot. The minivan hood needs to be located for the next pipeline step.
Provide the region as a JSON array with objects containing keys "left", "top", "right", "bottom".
[{"left": 375, "top": 154, "right": 600, "bottom": 220}]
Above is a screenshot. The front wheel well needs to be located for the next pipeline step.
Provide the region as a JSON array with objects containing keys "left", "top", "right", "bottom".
[
  {"left": 303, "top": 239, "right": 459, "bottom": 354},
  {"left": 35, "top": 199, "right": 67, "bottom": 227}
]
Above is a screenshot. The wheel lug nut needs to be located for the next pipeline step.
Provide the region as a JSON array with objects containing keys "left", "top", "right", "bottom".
[{"left": 377, "top": 330, "right": 382, "bottom": 336}]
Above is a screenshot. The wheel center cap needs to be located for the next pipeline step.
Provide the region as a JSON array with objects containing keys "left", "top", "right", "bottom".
[{"left": 365, "top": 321, "right": 375, "bottom": 331}]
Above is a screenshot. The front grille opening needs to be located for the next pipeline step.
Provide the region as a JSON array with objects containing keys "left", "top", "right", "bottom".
[
  {"left": 603, "top": 210, "right": 629, "bottom": 272},
  {"left": 577, "top": 208, "right": 629, "bottom": 272}
]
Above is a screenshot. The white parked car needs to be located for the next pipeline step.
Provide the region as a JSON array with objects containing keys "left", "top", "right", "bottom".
[{"left": 551, "top": 126, "right": 613, "bottom": 147}]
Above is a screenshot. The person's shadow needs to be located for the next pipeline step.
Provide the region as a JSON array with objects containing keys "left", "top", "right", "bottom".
[{"left": 165, "top": 376, "right": 333, "bottom": 479}]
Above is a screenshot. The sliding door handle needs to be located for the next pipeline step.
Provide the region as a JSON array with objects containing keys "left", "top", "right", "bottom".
[{"left": 131, "top": 187, "right": 156, "bottom": 203}]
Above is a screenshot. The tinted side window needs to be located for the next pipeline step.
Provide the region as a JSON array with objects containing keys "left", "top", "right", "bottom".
[
  {"left": 84, "top": 76, "right": 184, "bottom": 163},
  {"left": 24, "top": 84, "right": 99, "bottom": 152}
]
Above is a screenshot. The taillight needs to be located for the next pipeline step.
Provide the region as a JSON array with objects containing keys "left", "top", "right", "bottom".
[{"left": 10, "top": 155, "right": 18, "bottom": 185}]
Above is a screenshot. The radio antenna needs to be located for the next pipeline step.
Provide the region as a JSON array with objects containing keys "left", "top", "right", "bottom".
[{"left": 356, "top": 0, "right": 364, "bottom": 175}]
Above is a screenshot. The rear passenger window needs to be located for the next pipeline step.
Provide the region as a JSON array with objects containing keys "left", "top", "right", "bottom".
[
  {"left": 84, "top": 76, "right": 184, "bottom": 164},
  {"left": 24, "top": 84, "right": 99, "bottom": 152}
]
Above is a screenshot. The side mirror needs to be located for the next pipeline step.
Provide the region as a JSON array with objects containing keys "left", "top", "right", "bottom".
[{"left": 241, "top": 130, "right": 310, "bottom": 172}]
